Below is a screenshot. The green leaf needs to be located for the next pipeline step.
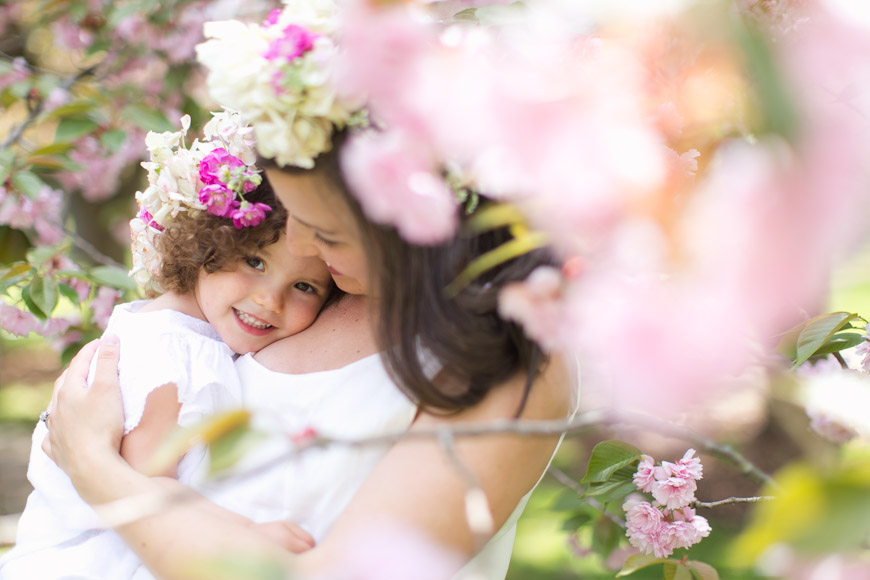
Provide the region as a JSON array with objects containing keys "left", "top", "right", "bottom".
[
  {"left": 21, "top": 283, "right": 46, "bottom": 319},
  {"left": 581, "top": 440, "right": 642, "bottom": 484},
  {"left": 100, "top": 129, "right": 127, "bottom": 154},
  {"left": 58, "top": 282, "right": 82, "bottom": 306},
  {"left": 664, "top": 562, "right": 692, "bottom": 580},
  {"left": 591, "top": 514, "right": 623, "bottom": 560},
  {"left": 29, "top": 274, "right": 58, "bottom": 317},
  {"left": 89, "top": 265, "right": 137, "bottom": 291},
  {"left": 121, "top": 104, "right": 175, "bottom": 132},
  {"left": 616, "top": 554, "right": 666, "bottom": 577},
  {"left": 811, "top": 332, "right": 865, "bottom": 357},
  {"left": 208, "top": 424, "right": 267, "bottom": 475},
  {"left": 27, "top": 244, "right": 61, "bottom": 267},
  {"left": 30, "top": 142, "right": 75, "bottom": 156},
  {"left": 445, "top": 231, "right": 549, "bottom": 298},
  {"left": 147, "top": 409, "right": 252, "bottom": 476},
  {"left": 0, "top": 148, "right": 15, "bottom": 183},
  {"left": 48, "top": 101, "right": 97, "bottom": 119},
  {"left": 55, "top": 117, "right": 99, "bottom": 142},
  {"left": 560, "top": 511, "right": 593, "bottom": 532},
  {"left": 584, "top": 480, "right": 638, "bottom": 504},
  {"left": 794, "top": 312, "right": 859, "bottom": 366},
  {"left": 551, "top": 487, "right": 585, "bottom": 511},
  {"left": 465, "top": 203, "right": 526, "bottom": 234},
  {"left": 10, "top": 171, "right": 45, "bottom": 198},
  {"left": 2, "top": 262, "right": 32, "bottom": 282},
  {"left": 688, "top": 561, "right": 720, "bottom": 580}
]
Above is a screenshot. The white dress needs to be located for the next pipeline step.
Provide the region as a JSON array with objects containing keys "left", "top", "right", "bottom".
[
  {"left": 125, "top": 352, "right": 574, "bottom": 580},
  {"left": 0, "top": 301, "right": 242, "bottom": 580}
]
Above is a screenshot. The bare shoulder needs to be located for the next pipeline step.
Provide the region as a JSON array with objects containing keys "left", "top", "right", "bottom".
[
  {"left": 417, "top": 352, "right": 576, "bottom": 427},
  {"left": 254, "top": 294, "right": 380, "bottom": 373}
]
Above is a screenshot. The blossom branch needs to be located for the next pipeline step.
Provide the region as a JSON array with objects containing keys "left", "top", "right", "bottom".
[
  {"left": 60, "top": 221, "right": 128, "bottom": 269},
  {"left": 548, "top": 467, "right": 625, "bottom": 529},
  {"left": 604, "top": 410, "right": 777, "bottom": 488},
  {"left": 692, "top": 496, "right": 775, "bottom": 509},
  {"left": 0, "top": 63, "right": 99, "bottom": 152}
]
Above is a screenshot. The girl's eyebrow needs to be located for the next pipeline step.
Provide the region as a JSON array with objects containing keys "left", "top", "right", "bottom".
[{"left": 292, "top": 215, "right": 337, "bottom": 236}]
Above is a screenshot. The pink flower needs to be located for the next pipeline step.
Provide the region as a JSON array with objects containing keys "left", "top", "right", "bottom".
[
  {"left": 341, "top": 129, "right": 458, "bottom": 244},
  {"left": 263, "top": 24, "right": 318, "bottom": 63},
  {"left": 91, "top": 287, "right": 121, "bottom": 330},
  {"left": 231, "top": 202, "right": 271, "bottom": 229},
  {"left": 0, "top": 303, "right": 40, "bottom": 337},
  {"left": 651, "top": 476, "right": 698, "bottom": 510},
  {"left": 199, "top": 184, "right": 239, "bottom": 218},
  {"left": 632, "top": 455, "right": 657, "bottom": 493},
  {"left": 624, "top": 500, "right": 663, "bottom": 535},
  {"left": 660, "top": 449, "right": 703, "bottom": 481},
  {"left": 263, "top": 9, "right": 282, "bottom": 27},
  {"left": 199, "top": 147, "right": 244, "bottom": 186}
]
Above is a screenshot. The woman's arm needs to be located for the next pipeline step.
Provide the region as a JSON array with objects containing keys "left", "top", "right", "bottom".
[{"left": 47, "top": 338, "right": 573, "bottom": 579}]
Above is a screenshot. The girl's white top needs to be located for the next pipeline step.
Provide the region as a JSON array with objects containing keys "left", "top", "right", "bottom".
[
  {"left": 0, "top": 300, "right": 242, "bottom": 580},
  {"left": 132, "top": 352, "right": 576, "bottom": 580}
]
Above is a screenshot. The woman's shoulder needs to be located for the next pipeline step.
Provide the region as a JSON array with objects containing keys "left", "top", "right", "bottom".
[
  {"left": 419, "top": 353, "right": 577, "bottom": 426},
  {"left": 255, "top": 295, "right": 380, "bottom": 374}
]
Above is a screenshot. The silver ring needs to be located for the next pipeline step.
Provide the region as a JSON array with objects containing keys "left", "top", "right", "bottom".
[{"left": 39, "top": 410, "right": 50, "bottom": 425}]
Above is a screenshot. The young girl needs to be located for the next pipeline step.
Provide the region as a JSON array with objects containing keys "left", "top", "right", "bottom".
[{"left": 0, "top": 111, "right": 334, "bottom": 580}]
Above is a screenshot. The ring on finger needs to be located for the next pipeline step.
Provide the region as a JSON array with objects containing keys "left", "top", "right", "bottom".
[{"left": 39, "top": 410, "right": 50, "bottom": 425}]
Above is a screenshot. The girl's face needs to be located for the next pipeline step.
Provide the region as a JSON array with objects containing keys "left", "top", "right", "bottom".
[
  {"left": 265, "top": 168, "right": 371, "bottom": 296},
  {"left": 196, "top": 235, "right": 333, "bottom": 354}
]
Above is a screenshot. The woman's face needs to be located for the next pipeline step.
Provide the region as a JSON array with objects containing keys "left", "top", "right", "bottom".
[{"left": 265, "top": 168, "right": 371, "bottom": 296}]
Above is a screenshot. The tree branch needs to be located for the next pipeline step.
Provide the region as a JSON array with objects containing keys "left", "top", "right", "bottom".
[
  {"left": 1, "top": 63, "right": 99, "bottom": 152},
  {"left": 692, "top": 496, "right": 775, "bottom": 509}
]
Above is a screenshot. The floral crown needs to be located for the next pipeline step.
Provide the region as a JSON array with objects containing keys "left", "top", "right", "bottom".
[
  {"left": 129, "top": 110, "right": 268, "bottom": 295},
  {"left": 195, "top": 0, "right": 367, "bottom": 169}
]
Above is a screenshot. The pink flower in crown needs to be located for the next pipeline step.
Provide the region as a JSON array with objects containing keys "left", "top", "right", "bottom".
[
  {"left": 263, "top": 9, "right": 282, "bottom": 27},
  {"left": 139, "top": 208, "right": 165, "bottom": 231},
  {"left": 633, "top": 455, "right": 657, "bottom": 493},
  {"left": 263, "top": 24, "right": 319, "bottom": 63},
  {"left": 199, "top": 184, "right": 239, "bottom": 217},
  {"left": 651, "top": 476, "right": 698, "bottom": 510},
  {"left": 232, "top": 202, "right": 271, "bottom": 229},
  {"left": 199, "top": 147, "right": 244, "bottom": 186}
]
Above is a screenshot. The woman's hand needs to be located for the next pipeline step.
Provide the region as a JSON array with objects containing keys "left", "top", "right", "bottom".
[{"left": 42, "top": 335, "right": 126, "bottom": 494}]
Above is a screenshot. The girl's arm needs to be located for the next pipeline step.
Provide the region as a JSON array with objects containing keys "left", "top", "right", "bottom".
[
  {"left": 120, "top": 383, "right": 182, "bottom": 477},
  {"left": 46, "top": 338, "right": 573, "bottom": 579}
]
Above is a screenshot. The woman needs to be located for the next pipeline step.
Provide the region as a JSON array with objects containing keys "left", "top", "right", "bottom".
[
  {"left": 42, "top": 136, "right": 576, "bottom": 579},
  {"left": 41, "top": 3, "right": 577, "bottom": 577}
]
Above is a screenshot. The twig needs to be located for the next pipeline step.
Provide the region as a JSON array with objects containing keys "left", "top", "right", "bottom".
[
  {"left": 692, "top": 496, "right": 775, "bottom": 509},
  {"left": 1, "top": 64, "right": 99, "bottom": 152},
  {"left": 61, "top": 222, "right": 127, "bottom": 269},
  {"left": 438, "top": 428, "right": 494, "bottom": 548},
  {"left": 548, "top": 467, "right": 625, "bottom": 529},
  {"left": 833, "top": 351, "right": 849, "bottom": 369},
  {"left": 605, "top": 410, "right": 777, "bottom": 488}
]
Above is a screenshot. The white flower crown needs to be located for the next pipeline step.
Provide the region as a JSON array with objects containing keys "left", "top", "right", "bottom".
[
  {"left": 129, "top": 110, "right": 266, "bottom": 295},
  {"left": 195, "top": 0, "right": 367, "bottom": 169}
]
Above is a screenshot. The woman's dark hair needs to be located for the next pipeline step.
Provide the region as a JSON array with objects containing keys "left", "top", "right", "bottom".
[
  {"left": 267, "top": 132, "right": 556, "bottom": 415},
  {"left": 154, "top": 180, "right": 288, "bottom": 294}
]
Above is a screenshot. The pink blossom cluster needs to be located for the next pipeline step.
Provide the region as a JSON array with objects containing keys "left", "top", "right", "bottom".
[
  {"left": 623, "top": 449, "right": 710, "bottom": 558},
  {"left": 0, "top": 185, "right": 65, "bottom": 245},
  {"left": 0, "top": 303, "right": 71, "bottom": 339},
  {"left": 197, "top": 148, "right": 269, "bottom": 228},
  {"left": 57, "top": 130, "right": 147, "bottom": 202}
]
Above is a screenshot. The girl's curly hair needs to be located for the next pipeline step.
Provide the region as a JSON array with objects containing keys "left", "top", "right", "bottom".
[{"left": 154, "top": 180, "right": 288, "bottom": 295}]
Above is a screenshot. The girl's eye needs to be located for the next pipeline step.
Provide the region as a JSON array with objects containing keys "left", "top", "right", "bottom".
[
  {"left": 294, "top": 281, "right": 316, "bottom": 294},
  {"left": 315, "top": 234, "right": 339, "bottom": 247},
  {"left": 245, "top": 257, "right": 265, "bottom": 271}
]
